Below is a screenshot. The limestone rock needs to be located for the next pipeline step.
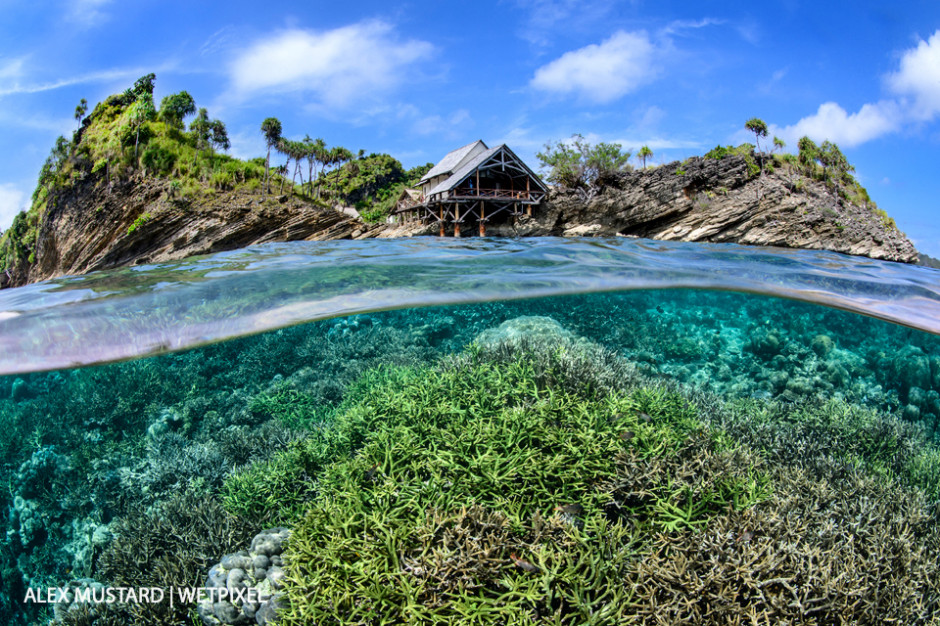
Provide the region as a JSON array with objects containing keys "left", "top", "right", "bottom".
[{"left": 482, "top": 154, "right": 918, "bottom": 264}]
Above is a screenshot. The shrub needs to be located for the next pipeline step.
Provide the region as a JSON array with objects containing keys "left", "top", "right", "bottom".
[
  {"left": 126, "top": 212, "right": 151, "bottom": 235},
  {"left": 140, "top": 144, "right": 176, "bottom": 176}
]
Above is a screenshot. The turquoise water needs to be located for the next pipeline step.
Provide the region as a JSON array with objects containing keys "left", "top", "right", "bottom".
[{"left": 0, "top": 237, "right": 939, "bottom": 624}]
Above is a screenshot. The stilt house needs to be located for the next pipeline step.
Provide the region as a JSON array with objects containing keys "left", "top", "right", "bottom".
[{"left": 393, "top": 140, "right": 547, "bottom": 236}]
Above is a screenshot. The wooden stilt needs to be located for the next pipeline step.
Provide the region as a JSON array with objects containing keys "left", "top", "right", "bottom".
[
  {"left": 479, "top": 203, "right": 486, "bottom": 237},
  {"left": 439, "top": 207, "right": 445, "bottom": 237},
  {"left": 454, "top": 206, "right": 461, "bottom": 237}
]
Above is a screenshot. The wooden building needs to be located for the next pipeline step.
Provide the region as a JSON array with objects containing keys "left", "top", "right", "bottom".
[{"left": 392, "top": 141, "right": 547, "bottom": 236}]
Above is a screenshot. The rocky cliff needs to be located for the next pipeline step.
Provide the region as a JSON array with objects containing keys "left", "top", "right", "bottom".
[
  {"left": 0, "top": 172, "right": 383, "bottom": 289},
  {"left": 404, "top": 154, "right": 916, "bottom": 263},
  {"left": 1, "top": 152, "right": 919, "bottom": 290}
]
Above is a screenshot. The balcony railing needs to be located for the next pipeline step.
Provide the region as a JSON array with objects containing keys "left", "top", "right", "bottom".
[{"left": 447, "top": 188, "right": 532, "bottom": 200}]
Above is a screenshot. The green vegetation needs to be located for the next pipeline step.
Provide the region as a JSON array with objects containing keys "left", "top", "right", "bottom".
[
  {"left": 637, "top": 144, "right": 653, "bottom": 168},
  {"left": 703, "top": 120, "right": 901, "bottom": 231},
  {"left": 0, "top": 74, "right": 277, "bottom": 276},
  {"left": 745, "top": 118, "right": 769, "bottom": 201},
  {"left": 744, "top": 117, "right": 768, "bottom": 153},
  {"left": 261, "top": 117, "right": 283, "bottom": 198},
  {"left": 536, "top": 133, "right": 632, "bottom": 188},
  {"left": 126, "top": 212, "right": 152, "bottom": 234},
  {"left": 0, "top": 74, "right": 406, "bottom": 280},
  {"left": 318, "top": 153, "right": 432, "bottom": 222}
]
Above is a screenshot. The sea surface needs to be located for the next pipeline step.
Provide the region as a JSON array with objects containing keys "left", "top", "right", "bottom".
[{"left": 0, "top": 237, "right": 938, "bottom": 625}]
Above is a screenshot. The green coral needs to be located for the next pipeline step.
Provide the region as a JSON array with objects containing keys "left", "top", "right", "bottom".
[{"left": 266, "top": 344, "right": 767, "bottom": 624}]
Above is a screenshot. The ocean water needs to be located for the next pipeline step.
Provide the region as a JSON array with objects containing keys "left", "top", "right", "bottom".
[{"left": 0, "top": 237, "right": 938, "bottom": 625}]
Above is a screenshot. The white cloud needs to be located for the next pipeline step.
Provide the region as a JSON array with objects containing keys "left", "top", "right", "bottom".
[
  {"left": 67, "top": 0, "right": 113, "bottom": 27},
  {"left": 772, "top": 101, "right": 901, "bottom": 147},
  {"left": 769, "top": 30, "right": 940, "bottom": 149},
  {"left": 530, "top": 30, "right": 657, "bottom": 103},
  {"left": 412, "top": 109, "right": 472, "bottom": 136},
  {"left": 635, "top": 105, "right": 665, "bottom": 130},
  {"left": 0, "top": 184, "right": 27, "bottom": 231},
  {"left": 227, "top": 130, "right": 267, "bottom": 162},
  {"left": 658, "top": 18, "right": 725, "bottom": 38},
  {"left": 514, "top": 0, "right": 613, "bottom": 48},
  {"left": 886, "top": 30, "right": 940, "bottom": 121},
  {"left": 0, "top": 65, "right": 170, "bottom": 98},
  {"left": 0, "top": 57, "right": 25, "bottom": 81},
  {"left": 229, "top": 21, "right": 433, "bottom": 109}
]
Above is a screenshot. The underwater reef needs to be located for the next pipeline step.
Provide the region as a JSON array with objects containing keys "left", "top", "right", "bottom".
[{"left": 0, "top": 290, "right": 937, "bottom": 624}]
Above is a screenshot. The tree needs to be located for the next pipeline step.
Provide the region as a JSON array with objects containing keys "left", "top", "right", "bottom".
[
  {"left": 133, "top": 73, "right": 156, "bottom": 97},
  {"left": 772, "top": 136, "right": 785, "bottom": 153},
  {"left": 320, "top": 147, "right": 354, "bottom": 200},
  {"left": 122, "top": 73, "right": 156, "bottom": 105},
  {"left": 210, "top": 120, "right": 230, "bottom": 152},
  {"left": 536, "top": 134, "right": 631, "bottom": 188},
  {"left": 745, "top": 118, "right": 769, "bottom": 201},
  {"left": 283, "top": 140, "right": 307, "bottom": 195},
  {"left": 33, "top": 136, "right": 71, "bottom": 206},
  {"left": 190, "top": 108, "right": 212, "bottom": 151},
  {"left": 744, "top": 118, "right": 768, "bottom": 154},
  {"left": 260, "top": 117, "right": 282, "bottom": 197},
  {"left": 128, "top": 93, "right": 156, "bottom": 159},
  {"left": 797, "top": 136, "right": 819, "bottom": 177},
  {"left": 311, "top": 138, "right": 329, "bottom": 197},
  {"left": 638, "top": 145, "right": 653, "bottom": 169},
  {"left": 74, "top": 98, "right": 88, "bottom": 130},
  {"left": 277, "top": 138, "right": 292, "bottom": 194},
  {"left": 190, "top": 108, "right": 230, "bottom": 153},
  {"left": 818, "top": 140, "right": 854, "bottom": 188},
  {"left": 159, "top": 91, "right": 197, "bottom": 129}
]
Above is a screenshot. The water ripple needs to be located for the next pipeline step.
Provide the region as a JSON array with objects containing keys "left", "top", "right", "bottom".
[{"left": 0, "top": 237, "right": 937, "bottom": 375}]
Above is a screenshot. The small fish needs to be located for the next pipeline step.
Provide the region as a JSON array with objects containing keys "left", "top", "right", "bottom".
[
  {"left": 736, "top": 530, "right": 755, "bottom": 543},
  {"left": 555, "top": 503, "right": 584, "bottom": 517},
  {"left": 656, "top": 306, "right": 665, "bottom": 314},
  {"left": 619, "top": 430, "right": 635, "bottom": 442},
  {"left": 364, "top": 464, "right": 379, "bottom": 481},
  {"left": 639, "top": 412, "right": 652, "bottom": 423},
  {"left": 509, "top": 552, "right": 539, "bottom": 573}
]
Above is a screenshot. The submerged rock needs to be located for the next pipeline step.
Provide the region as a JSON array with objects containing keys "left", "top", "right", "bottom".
[{"left": 474, "top": 315, "right": 574, "bottom": 347}]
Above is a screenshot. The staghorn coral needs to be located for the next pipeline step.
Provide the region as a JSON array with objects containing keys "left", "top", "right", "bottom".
[
  {"left": 93, "top": 489, "right": 253, "bottom": 626},
  {"left": 214, "top": 322, "right": 940, "bottom": 625},
  {"left": 270, "top": 337, "right": 769, "bottom": 624}
]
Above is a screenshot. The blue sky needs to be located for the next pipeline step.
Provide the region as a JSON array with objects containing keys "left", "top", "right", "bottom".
[{"left": 1, "top": 1, "right": 940, "bottom": 254}]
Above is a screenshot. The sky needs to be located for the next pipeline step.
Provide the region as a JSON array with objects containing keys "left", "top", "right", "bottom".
[{"left": 1, "top": 1, "right": 939, "bottom": 254}]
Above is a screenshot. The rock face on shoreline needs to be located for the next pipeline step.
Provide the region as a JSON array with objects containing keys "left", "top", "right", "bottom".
[
  {"left": 0, "top": 172, "right": 384, "bottom": 289},
  {"left": 1, "top": 153, "right": 918, "bottom": 289},
  {"left": 476, "top": 155, "right": 917, "bottom": 263}
]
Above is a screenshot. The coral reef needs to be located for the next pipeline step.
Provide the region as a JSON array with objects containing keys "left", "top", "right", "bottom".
[
  {"left": 271, "top": 339, "right": 772, "bottom": 623},
  {"left": 92, "top": 490, "right": 253, "bottom": 625},
  {"left": 212, "top": 319, "right": 940, "bottom": 624},
  {"left": 0, "top": 290, "right": 937, "bottom": 624},
  {"left": 197, "top": 527, "right": 291, "bottom": 626}
]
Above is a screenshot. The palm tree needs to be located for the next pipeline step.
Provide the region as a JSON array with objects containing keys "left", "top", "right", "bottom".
[
  {"left": 745, "top": 118, "right": 769, "bottom": 201},
  {"left": 260, "top": 117, "right": 282, "bottom": 198},
  {"left": 277, "top": 138, "right": 291, "bottom": 194},
  {"left": 74, "top": 98, "right": 88, "bottom": 132},
  {"left": 638, "top": 145, "right": 653, "bottom": 169},
  {"left": 745, "top": 118, "right": 768, "bottom": 154},
  {"left": 290, "top": 140, "right": 306, "bottom": 193}
]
